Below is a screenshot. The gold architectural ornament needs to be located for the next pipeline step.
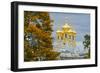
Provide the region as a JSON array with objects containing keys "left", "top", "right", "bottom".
[{"left": 56, "top": 23, "right": 77, "bottom": 48}]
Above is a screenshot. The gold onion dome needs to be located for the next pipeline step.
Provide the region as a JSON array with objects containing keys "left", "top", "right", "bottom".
[
  {"left": 68, "top": 29, "right": 76, "bottom": 34},
  {"left": 56, "top": 30, "right": 62, "bottom": 33},
  {"left": 62, "top": 23, "right": 71, "bottom": 29},
  {"left": 56, "top": 30, "right": 64, "bottom": 35},
  {"left": 72, "top": 30, "right": 77, "bottom": 34}
]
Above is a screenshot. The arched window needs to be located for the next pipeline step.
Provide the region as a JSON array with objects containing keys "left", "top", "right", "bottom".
[
  {"left": 72, "top": 36, "right": 74, "bottom": 40},
  {"left": 65, "top": 34, "right": 67, "bottom": 38},
  {"left": 58, "top": 36, "right": 59, "bottom": 40},
  {"left": 61, "top": 36, "right": 63, "bottom": 40},
  {"left": 69, "top": 35, "right": 71, "bottom": 39}
]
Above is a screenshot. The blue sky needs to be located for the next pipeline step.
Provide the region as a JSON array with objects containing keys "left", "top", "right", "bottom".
[{"left": 49, "top": 12, "right": 90, "bottom": 53}]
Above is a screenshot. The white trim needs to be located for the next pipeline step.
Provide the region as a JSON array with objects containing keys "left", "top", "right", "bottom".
[{"left": 18, "top": 5, "right": 95, "bottom": 69}]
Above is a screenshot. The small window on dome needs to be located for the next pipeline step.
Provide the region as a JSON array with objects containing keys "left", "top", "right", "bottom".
[
  {"left": 72, "top": 36, "right": 74, "bottom": 40},
  {"left": 65, "top": 34, "right": 67, "bottom": 38},
  {"left": 69, "top": 35, "right": 71, "bottom": 39},
  {"left": 61, "top": 36, "right": 63, "bottom": 40},
  {"left": 57, "top": 36, "right": 59, "bottom": 39}
]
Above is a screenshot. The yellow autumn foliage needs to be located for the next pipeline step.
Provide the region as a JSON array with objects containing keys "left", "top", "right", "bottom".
[{"left": 24, "top": 11, "right": 60, "bottom": 61}]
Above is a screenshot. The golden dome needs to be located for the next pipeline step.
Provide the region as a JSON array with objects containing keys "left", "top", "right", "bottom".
[
  {"left": 56, "top": 30, "right": 63, "bottom": 33},
  {"left": 72, "top": 30, "right": 77, "bottom": 34},
  {"left": 56, "top": 30, "right": 65, "bottom": 35},
  {"left": 68, "top": 29, "right": 76, "bottom": 34},
  {"left": 62, "top": 23, "right": 71, "bottom": 29}
]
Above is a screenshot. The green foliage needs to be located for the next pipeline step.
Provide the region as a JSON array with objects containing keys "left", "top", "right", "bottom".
[
  {"left": 83, "top": 34, "right": 90, "bottom": 58},
  {"left": 24, "top": 11, "right": 60, "bottom": 61},
  {"left": 83, "top": 34, "right": 90, "bottom": 49}
]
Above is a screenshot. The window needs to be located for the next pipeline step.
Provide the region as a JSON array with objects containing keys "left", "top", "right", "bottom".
[{"left": 65, "top": 34, "right": 67, "bottom": 38}]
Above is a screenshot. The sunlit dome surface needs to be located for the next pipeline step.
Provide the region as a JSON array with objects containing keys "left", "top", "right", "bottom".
[
  {"left": 72, "top": 30, "right": 77, "bottom": 34},
  {"left": 68, "top": 29, "right": 76, "bottom": 34},
  {"left": 62, "top": 23, "right": 71, "bottom": 29},
  {"left": 56, "top": 30, "right": 63, "bottom": 33}
]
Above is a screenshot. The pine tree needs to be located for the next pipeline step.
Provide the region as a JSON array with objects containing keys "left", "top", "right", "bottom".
[{"left": 24, "top": 11, "right": 60, "bottom": 61}]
